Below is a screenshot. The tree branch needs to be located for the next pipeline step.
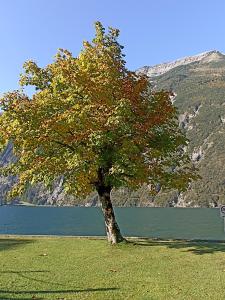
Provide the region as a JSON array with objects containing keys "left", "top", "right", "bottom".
[{"left": 52, "top": 140, "right": 75, "bottom": 152}]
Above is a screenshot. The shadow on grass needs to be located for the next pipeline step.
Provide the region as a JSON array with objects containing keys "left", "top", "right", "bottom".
[
  {"left": 0, "top": 238, "right": 34, "bottom": 252},
  {"left": 1, "top": 270, "right": 66, "bottom": 287},
  {"left": 0, "top": 297, "right": 43, "bottom": 300},
  {"left": 130, "top": 238, "right": 225, "bottom": 255},
  {"left": 0, "top": 287, "right": 119, "bottom": 300}
]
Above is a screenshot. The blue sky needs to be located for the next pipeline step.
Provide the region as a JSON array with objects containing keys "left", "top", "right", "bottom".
[{"left": 0, "top": 0, "right": 225, "bottom": 95}]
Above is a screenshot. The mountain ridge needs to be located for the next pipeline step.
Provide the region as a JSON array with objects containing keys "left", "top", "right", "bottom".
[{"left": 137, "top": 50, "right": 225, "bottom": 78}]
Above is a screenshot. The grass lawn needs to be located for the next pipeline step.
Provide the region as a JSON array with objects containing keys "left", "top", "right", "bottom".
[{"left": 0, "top": 237, "right": 225, "bottom": 299}]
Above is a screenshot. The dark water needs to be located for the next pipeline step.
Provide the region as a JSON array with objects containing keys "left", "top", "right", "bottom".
[{"left": 0, "top": 206, "right": 224, "bottom": 240}]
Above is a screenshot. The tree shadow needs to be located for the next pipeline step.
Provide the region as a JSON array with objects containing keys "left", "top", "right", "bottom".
[
  {"left": 1, "top": 270, "right": 66, "bottom": 287},
  {"left": 130, "top": 238, "right": 225, "bottom": 255},
  {"left": 0, "top": 287, "right": 119, "bottom": 300},
  {"left": 0, "top": 297, "right": 43, "bottom": 300},
  {"left": 0, "top": 238, "right": 34, "bottom": 252}
]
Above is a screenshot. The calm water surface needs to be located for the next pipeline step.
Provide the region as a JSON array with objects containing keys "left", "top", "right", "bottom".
[{"left": 0, "top": 206, "right": 224, "bottom": 240}]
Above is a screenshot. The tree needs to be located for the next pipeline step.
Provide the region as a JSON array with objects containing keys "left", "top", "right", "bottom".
[{"left": 0, "top": 22, "right": 196, "bottom": 244}]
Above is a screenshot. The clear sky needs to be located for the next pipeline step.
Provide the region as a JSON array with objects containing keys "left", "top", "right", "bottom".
[{"left": 1, "top": 0, "right": 225, "bottom": 95}]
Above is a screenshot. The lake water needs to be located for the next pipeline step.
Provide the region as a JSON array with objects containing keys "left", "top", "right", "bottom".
[{"left": 0, "top": 206, "right": 225, "bottom": 240}]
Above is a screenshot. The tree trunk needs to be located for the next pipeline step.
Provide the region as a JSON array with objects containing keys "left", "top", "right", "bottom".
[{"left": 97, "top": 185, "right": 125, "bottom": 244}]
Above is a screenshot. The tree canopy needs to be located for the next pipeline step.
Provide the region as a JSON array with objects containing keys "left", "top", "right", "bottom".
[
  {"left": 0, "top": 22, "right": 196, "bottom": 243},
  {"left": 0, "top": 22, "right": 194, "bottom": 196}
]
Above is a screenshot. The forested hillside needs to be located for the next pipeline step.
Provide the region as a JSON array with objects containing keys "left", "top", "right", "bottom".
[{"left": 139, "top": 50, "right": 225, "bottom": 207}]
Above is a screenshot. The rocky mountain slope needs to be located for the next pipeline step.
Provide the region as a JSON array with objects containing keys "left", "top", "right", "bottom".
[
  {"left": 138, "top": 50, "right": 225, "bottom": 207},
  {"left": 1, "top": 50, "right": 225, "bottom": 207}
]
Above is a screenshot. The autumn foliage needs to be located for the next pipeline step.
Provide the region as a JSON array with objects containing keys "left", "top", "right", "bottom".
[{"left": 0, "top": 22, "right": 196, "bottom": 242}]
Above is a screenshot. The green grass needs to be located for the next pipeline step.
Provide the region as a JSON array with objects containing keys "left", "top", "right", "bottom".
[{"left": 1, "top": 237, "right": 225, "bottom": 299}]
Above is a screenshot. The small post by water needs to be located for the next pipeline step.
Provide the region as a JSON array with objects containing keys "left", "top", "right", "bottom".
[{"left": 220, "top": 205, "right": 225, "bottom": 232}]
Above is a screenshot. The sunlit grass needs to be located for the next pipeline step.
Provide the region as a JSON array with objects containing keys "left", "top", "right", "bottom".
[{"left": 0, "top": 236, "right": 225, "bottom": 299}]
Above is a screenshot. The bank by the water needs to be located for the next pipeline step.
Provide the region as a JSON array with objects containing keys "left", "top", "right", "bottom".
[{"left": 0, "top": 206, "right": 224, "bottom": 240}]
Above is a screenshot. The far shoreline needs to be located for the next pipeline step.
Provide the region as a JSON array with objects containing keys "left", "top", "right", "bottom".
[
  {"left": 0, "top": 203, "right": 220, "bottom": 209},
  {"left": 0, "top": 234, "right": 225, "bottom": 244}
]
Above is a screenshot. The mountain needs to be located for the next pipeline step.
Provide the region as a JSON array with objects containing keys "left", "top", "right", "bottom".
[
  {"left": 137, "top": 50, "right": 225, "bottom": 207},
  {"left": 1, "top": 50, "right": 225, "bottom": 207},
  {"left": 137, "top": 50, "right": 224, "bottom": 77}
]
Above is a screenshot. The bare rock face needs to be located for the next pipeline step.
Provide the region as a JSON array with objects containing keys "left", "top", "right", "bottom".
[
  {"left": 0, "top": 142, "right": 18, "bottom": 205},
  {"left": 0, "top": 142, "right": 15, "bottom": 165},
  {"left": 23, "top": 177, "right": 66, "bottom": 206}
]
